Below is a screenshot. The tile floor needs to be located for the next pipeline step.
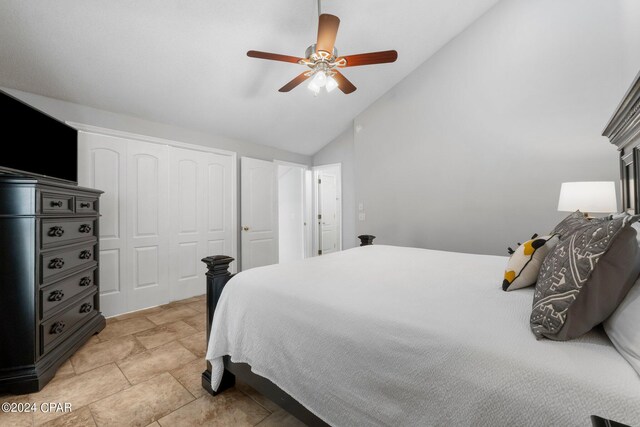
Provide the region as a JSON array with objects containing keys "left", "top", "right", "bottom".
[{"left": 0, "top": 295, "right": 306, "bottom": 427}]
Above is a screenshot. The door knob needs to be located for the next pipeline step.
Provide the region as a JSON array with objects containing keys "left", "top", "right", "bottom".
[{"left": 242, "top": 226, "right": 250, "bottom": 231}]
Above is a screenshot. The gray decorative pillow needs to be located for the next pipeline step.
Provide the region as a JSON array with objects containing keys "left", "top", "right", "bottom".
[
  {"left": 531, "top": 214, "right": 640, "bottom": 340},
  {"left": 551, "top": 210, "right": 609, "bottom": 239}
]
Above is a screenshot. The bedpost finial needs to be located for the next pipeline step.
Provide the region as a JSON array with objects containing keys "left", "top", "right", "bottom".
[
  {"left": 358, "top": 235, "right": 376, "bottom": 246},
  {"left": 202, "top": 255, "right": 235, "bottom": 276}
]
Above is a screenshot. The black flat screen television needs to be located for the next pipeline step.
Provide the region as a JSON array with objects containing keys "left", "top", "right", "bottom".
[{"left": 0, "top": 90, "right": 78, "bottom": 183}]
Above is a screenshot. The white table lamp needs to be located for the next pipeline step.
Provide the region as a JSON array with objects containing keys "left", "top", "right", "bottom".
[{"left": 558, "top": 182, "right": 617, "bottom": 217}]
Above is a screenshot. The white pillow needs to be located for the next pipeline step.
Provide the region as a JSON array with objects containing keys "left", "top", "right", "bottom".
[
  {"left": 604, "top": 223, "right": 640, "bottom": 376},
  {"left": 634, "top": 222, "right": 640, "bottom": 246}
]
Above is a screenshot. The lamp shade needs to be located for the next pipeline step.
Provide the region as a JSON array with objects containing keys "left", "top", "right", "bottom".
[{"left": 558, "top": 182, "right": 617, "bottom": 213}]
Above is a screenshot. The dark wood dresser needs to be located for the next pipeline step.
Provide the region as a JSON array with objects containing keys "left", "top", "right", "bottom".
[{"left": 0, "top": 175, "right": 105, "bottom": 394}]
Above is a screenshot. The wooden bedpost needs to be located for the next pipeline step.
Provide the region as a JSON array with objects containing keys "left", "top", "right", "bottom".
[
  {"left": 358, "top": 234, "right": 376, "bottom": 246},
  {"left": 201, "top": 255, "right": 236, "bottom": 395}
]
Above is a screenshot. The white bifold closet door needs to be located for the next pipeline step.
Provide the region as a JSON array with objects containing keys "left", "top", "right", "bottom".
[{"left": 78, "top": 131, "right": 235, "bottom": 317}]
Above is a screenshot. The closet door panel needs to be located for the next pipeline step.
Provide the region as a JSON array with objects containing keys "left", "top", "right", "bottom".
[
  {"left": 77, "top": 132, "right": 127, "bottom": 317},
  {"left": 169, "top": 148, "right": 204, "bottom": 301},
  {"left": 206, "top": 153, "right": 236, "bottom": 273},
  {"left": 126, "top": 141, "right": 169, "bottom": 311}
]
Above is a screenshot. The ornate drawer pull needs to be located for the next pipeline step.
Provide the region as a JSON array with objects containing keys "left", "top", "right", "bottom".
[
  {"left": 48, "top": 226, "right": 65, "bottom": 237},
  {"left": 79, "top": 224, "right": 92, "bottom": 233},
  {"left": 80, "top": 202, "right": 91, "bottom": 208},
  {"left": 48, "top": 290, "right": 64, "bottom": 302},
  {"left": 79, "top": 250, "right": 92, "bottom": 260},
  {"left": 79, "top": 303, "right": 93, "bottom": 314},
  {"left": 50, "top": 321, "right": 65, "bottom": 334},
  {"left": 48, "top": 258, "right": 65, "bottom": 269},
  {"left": 79, "top": 276, "right": 92, "bottom": 287},
  {"left": 50, "top": 201, "right": 63, "bottom": 208}
]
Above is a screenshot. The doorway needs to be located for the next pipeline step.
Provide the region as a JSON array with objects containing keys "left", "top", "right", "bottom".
[{"left": 313, "top": 164, "right": 342, "bottom": 256}]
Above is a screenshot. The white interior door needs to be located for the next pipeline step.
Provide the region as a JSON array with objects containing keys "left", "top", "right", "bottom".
[
  {"left": 277, "top": 163, "right": 305, "bottom": 264},
  {"left": 77, "top": 132, "right": 128, "bottom": 317},
  {"left": 315, "top": 164, "right": 342, "bottom": 256},
  {"left": 241, "top": 157, "right": 278, "bottom": 270},
  {"left": 126, "top": 141, "right": 170, "bottom": 311}
]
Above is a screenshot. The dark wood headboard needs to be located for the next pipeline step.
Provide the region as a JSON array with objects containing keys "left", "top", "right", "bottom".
[{"left": 603, "top": 70, "right": 640, "bottom": 214}]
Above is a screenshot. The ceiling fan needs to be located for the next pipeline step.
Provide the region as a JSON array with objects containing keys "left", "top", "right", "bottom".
[{"left": 247, "top": 4, "right": 398, "bottom": 95}]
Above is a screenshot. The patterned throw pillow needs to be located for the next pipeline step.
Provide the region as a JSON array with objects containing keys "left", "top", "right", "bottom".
[
  {"left": 531, "top": 214, "right": 640, "bottom": 340},
  {"left": 550, "top": 210, "right": 610, "bottom": 238},
  {"left": 502, "top": 234, "right": 559, "bottom": 291}
]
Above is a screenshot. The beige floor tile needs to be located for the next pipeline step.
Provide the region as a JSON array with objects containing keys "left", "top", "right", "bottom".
[
  {"left": 147, "top": 306, "right": 198, "bottom": 326},
  {"left": 182, "top": 313, "right": 207, "bottom": 332},
  {"left": 145, "top": 423, "right": 160, "bottom": 427},
  {"left": 52, "top": 359, "right": 76, "bottom": 381},
  {"left": 170, "top": 358, "right": 207, "bottom": 399},
  {"left": 71, "top": 336, "right": 146, "bottom": 374},
  {"left": 157, "top": 389, "right": 269, "bottom": 427},
  {"left": 40, "top": 406, "right": 96, "bottom": 427},
  {"left": 178, "top": 331, "right": 206, "bottom": 358},
  {"left": 111, "top": 306, "right": 165, "bottom": 322},
  {"left": 89, "top": 373, "right": 194, "bottom": 427},
  {"left": 255, "top": 409, "right": 307, "bottom": 427},
  {"left": 184, "top": 301, "right": 206, "bottom": 314},
  {"left": 0, "top": 393, "right": 33, "bottom": 427},
  {"left": 174, "top": 295, "right": 205, "bottom": 305},
  {"left": 31, "top": 364, "right": 129, "bottom": 425},
  {"left": 134, "top": 321, "right": 198, "bottom": 350},
  {"left": 82, "top": 335, "right": 101, "bottom": 347},
  {"left": 117, "top": 341, "right": 196, "bottom": 385},
  {"left": 236, "top": 382, "right": 280, "bottom": 413},
  {"left": 97, "top": 317, "right": 156, "bottom": 342}
]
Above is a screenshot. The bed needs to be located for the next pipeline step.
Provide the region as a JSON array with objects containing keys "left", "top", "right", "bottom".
[{"left": 202, "top": 70, "right": 640, "bottom": 426}]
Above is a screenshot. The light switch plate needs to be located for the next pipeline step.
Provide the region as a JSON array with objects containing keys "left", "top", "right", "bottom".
[
  {"left": 359, "top": 213, "right": 366, "bottom": 221},
  {"left": 358, "top": 203, "right": 364, "bottom": 211}
]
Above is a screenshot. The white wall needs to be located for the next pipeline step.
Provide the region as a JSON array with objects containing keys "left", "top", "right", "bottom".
[
  {"left": 349, "top": 0, "right": 640, "bottom": 256},
  {"left": 313, "top": 126, "right": 357, "bottom": 249}
]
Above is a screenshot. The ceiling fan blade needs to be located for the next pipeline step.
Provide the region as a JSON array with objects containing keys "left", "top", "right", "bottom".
[
  {"left": 337, "top": 50, "right": 398, "bottom": 67},
  {"left": 279, "top": 72, "right": 310, "bottom": 92},
  {"left": 316, "top": 14, "right": 340, "bottom": 54},
  {"left": 247, "top": 50, "right": 303, "bottom": 64},
  {"left": 333, "top": 71, "right": 357, "bottom": 94}
]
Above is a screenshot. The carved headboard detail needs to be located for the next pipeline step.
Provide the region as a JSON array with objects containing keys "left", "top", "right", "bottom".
[{"left": 603, "top": 70, "right": 640, "bottom": 214}]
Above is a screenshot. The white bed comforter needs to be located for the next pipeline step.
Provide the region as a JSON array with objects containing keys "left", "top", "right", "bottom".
[{"left": 206, "top": 245, "right": 640, "bottom": 426}]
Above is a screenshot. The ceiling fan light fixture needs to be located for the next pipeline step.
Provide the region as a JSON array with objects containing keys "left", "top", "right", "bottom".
[
  {"left": 325, "top": 75, "right": 338, "bottom": 92},
  {"left": 308, "top": 79, "right": 322, "bottom": 94},
  {"left": 311, "top": 71, "right": 327, "bottom": 87},
  {"left": 246, "top": 2, "right": 398, "bottom": 94}
]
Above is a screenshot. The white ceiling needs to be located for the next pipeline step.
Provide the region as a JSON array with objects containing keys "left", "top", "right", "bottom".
[{"left": 0, "top": 0, "right": 499, "bottom": 155}]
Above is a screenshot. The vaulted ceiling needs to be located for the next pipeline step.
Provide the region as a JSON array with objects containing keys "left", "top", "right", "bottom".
[{"left": 0, "top": 0, "right": 499, "bottom": 155}]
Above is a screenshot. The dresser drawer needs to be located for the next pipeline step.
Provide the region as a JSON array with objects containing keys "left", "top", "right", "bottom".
[
  {"left": 41, "top": 243, "right": 97, "bottom": 283},
  {"left": 40, "top": 268, "right": 97, "bottom": 319},
  {"left": 40, "top": 293, "right": 97, "bottom": 355},
  {"left": 41, "top": 218, "right": 97, "bottom": 248},
  {"left": 42, "top": 193, "right": 74, "bottom": 214},
  {"left": 75, "top": 198, "right": 97, "bottom": 214}
]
